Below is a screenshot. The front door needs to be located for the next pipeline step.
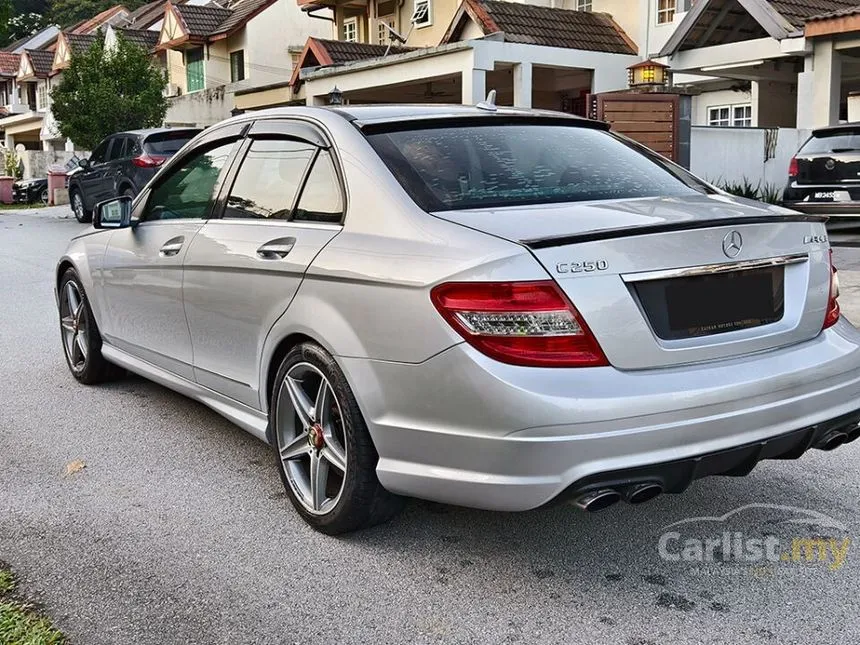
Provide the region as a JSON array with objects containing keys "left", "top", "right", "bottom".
[
  {"left": 100, "top": 139, "right": 238, "bottom": 379},
  {"left": 183, "top": 131, "right": 345, "bottom": 408},
  {"left": 80, "top": 137, "right": 115, "bottom": 210}
]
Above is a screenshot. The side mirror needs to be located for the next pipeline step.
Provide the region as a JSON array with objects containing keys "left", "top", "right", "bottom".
[
  {"left": 79, "top": 158, "right": 90, "bottom": 170},
  {"left": 93, "top": 196, "right": 133, "bottom": 229}
]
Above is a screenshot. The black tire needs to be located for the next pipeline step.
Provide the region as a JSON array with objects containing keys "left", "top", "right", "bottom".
[
  {"left": 271, "top": 342, "right": 404, "bottom": 534},
  {"left": 71, "top": 189, "right": 91, "bottom": 223},
  {"left": 58, "top": 268, "right": 123, "bottom": 384}
]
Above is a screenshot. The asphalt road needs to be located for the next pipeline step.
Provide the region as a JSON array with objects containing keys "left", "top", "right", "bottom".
[{"left": 2, "top": 207, "right": 860, "bottom": 645}]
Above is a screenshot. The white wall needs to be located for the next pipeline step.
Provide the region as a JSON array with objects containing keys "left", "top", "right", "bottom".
[
  {"left": 690, "top": 127, "right": 810, "bottom": 191},
  {"left": 242, "top": 0, "right": 330, "bottom": 87},
  {"left": 692, "top": 87, "right": 753, "bottom": 125}
]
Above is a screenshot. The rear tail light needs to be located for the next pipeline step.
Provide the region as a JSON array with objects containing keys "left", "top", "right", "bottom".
[
  {"left": 824, "top": 249, "right": 841, "bottom": 329},
  {"left": 132, "top": 153, "right": 167, "bottom": 168},
  {"left": 430, "top": 281, "right": 608, "bottom": 367},
  {"left": 788, "top": 156, "right": 799, "bottom": 178}
]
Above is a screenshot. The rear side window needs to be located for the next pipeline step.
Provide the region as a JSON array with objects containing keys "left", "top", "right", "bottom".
[
  {"left": 224, "top": 139, "right": 316, "bottom": 219},
  {"left": 366, "top": 123, "right": 703, "bottom": 211},
  {"left": 293, "top": 150, "right": 343, "bottom": 223},
  {"left": 799, "top": 132, "right": 860, "bottom": 155},
  {"left": 144, "top": 130, "right": 201, "bottom": 156}
]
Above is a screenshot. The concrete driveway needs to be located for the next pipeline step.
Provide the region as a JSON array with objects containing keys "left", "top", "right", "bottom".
[{"left": 2, "top": 207, "right": 859, "bottom": 645}]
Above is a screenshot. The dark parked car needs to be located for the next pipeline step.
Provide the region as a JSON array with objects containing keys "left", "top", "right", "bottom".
[
  {"left": 69, "top": 127, "right": 200, "bottom": 223},
  {"left": 12, "top": 177, "right": 49, "bottom": 204},
  {"left": 783, "top": 124, "right": 860, "bottom": 228}
]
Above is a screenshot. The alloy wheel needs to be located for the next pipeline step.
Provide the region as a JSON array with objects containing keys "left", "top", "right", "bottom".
[
  {"left": 276, "top": 362, "right": 348, "bottom": 515},
  {"left": 60, "top": 280, "right": 88, "bottom": 373},
  {"left": 73, "top": 194, "right": 85, "bottom": 221}
]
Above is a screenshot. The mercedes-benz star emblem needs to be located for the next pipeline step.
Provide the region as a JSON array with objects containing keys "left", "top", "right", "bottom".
[{"left": 723, "top": 230, "right": 743, "bottom": 258}]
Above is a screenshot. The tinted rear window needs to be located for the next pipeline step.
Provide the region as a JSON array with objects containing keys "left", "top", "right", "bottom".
[
  {"left": 366, "top": 123, "right": 704, "bottom": 211},
  {"left": 800, "top": 132, "right": 860, "bottom": 155},
  {"left": 144, "top": 130, "right": 201, "bottom": 156}
]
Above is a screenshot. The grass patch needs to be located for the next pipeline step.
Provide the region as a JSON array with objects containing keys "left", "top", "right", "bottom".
[
  {"left": 0, "top": 565, "right": 65, "bottom": 645},
  {"left": 0, "top": 203, "right": 45, "bottom": 211}
]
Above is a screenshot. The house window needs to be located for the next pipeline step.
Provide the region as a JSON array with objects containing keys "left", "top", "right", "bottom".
[
  {"left": 185, "top": 47, "right": 205, "bottom": 92},
  {"left": 412, "top": 0, "right": 431, "bottom": 27},
  {"left": 576, "top": 0, "right": 592, "bottom": 10},
  {"left": 708, "top": 104, "right": 753, "bottom": 127},
  {"left": 36, "top": 83, "right": 48, "bottom": 111},
  {"left": 230, "top": 50, "right": 245, "bottom": 83},
  {"left": 657, "top": 0, "right": 675, "bottom": 24},
  {"left": 343, "top": 17, "right": 358, "bottom": 42},
  {"left": 733, "top": 104, "right": 752, "bottom": 127},
  {"left": 377, "top": 16, "right": 396, "bottom": 45}
]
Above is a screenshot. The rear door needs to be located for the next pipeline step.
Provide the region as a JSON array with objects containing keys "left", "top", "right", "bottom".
[{"left": 183, "top": 120, "right": 344, "bottom": 408}]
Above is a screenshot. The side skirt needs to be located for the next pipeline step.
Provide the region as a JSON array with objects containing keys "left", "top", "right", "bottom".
[{"left": 101, "top": 344, "right": 271, "bottom": 444}]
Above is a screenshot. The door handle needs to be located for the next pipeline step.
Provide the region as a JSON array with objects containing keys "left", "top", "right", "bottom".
[
  {"left": 159, "top": 236, "right": 185, "bottom": 257},
  {"left": 256, "top": 237, "right": 296, "bottom": 260}
]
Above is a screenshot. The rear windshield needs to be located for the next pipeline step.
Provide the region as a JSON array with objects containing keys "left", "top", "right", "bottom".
[
  {"left": 366, "top": 123, "right": 705, "bottom": 211},
  {"left": 144, "top": 130, "right": 201, "bottom": 156},
  {"left": 800, "top": 132, "right": 860, "bottom": 155}
]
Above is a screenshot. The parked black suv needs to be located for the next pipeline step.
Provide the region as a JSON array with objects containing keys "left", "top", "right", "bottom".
[
  {"left": 783, "top": 124, "right": 860, "bottom": 228},
  {"left": 69, "top": 127, "right": 201, "bottom": 223}
]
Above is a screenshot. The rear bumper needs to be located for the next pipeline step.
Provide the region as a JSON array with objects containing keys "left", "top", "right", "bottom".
[{"left": 340, "top": 319, "right": 860, "bottom": 511}]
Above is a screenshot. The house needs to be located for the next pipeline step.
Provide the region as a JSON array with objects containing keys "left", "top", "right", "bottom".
[
  {"left": 657, "top": 0, "right": 860, "bottom": 129},
  {"left": 0, "top": 5, "right": 136, "bottom": 154},
  {"left": 291, "top": 0, "right": 639, "bottom": 109},
  {"left": 155, "top": 0, "right": 332, "bottom": 125}
]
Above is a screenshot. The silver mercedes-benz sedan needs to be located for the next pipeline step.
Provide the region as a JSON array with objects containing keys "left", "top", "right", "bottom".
[{"left": 56, "top": 105, "right": 860, "bottom": 534}]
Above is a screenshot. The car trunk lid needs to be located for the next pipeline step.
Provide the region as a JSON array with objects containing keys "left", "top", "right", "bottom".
[{"left": 433, "top": 195, "right": 832, "bottom": 369}]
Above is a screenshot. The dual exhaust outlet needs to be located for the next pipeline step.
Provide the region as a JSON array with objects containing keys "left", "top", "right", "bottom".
[
  {"left": 574, "top": 482, "right": 664, "bottom": 512},
  {"left": 817, "top": 425, "right": 860, "bottom": 451}
]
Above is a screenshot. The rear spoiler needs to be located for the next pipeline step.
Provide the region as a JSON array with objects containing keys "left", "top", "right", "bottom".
[{"left": 522, "top": 214, "right": 828, "bottom": 249}]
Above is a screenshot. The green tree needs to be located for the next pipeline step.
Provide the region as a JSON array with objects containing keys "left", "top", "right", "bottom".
[
  {"left": 7, "top": 12, "right": 48, "bottom": 41},
  {"left": 49, "top": 0, "right": 148, "bottom": 28},
  {"left": 0, "top": 0, "right": 13, "bottom": 47},
  {"left": 51, "top": 36, "right": 168, "bottom": 150}
]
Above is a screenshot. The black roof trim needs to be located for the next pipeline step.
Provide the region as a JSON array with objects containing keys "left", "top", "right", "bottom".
[
  {"left": 355, "top": 114, "right": 609, "bottom": 135},
  {"left": 522, "top": 214, "right": 827, "bottom": 249}
]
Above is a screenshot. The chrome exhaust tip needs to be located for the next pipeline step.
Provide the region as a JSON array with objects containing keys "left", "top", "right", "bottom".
[
  {"left": 625, "top": 482, "right": 663, "bottom": 505},
  {"left": 573, "top": 489, "right": 621, "bottom": 512},
  {"left": 819, "top": 431, "right": 848, "bottom": 451}
]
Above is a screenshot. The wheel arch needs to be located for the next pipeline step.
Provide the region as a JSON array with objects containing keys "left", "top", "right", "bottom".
[{"left": 263, "top": 332, "right": 316, "bottom": 443}]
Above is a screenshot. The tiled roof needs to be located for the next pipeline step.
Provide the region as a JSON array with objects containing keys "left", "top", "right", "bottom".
[
  {"left": 127, "top": 0, "right": 179, "bottom": 27},
  {"left": 768, "top": 0, "right": 859, "bottom": 28},
  {"left": 73, "top": 4, "right": 130, "bottom": 34},
  {"left": 0, "top": 52, "right": 20, "bottom": 76},
  {"left": 175, "top": 3, "right": 233, "bottom": 37},
  {"left": 215, "top": 0, "right": 278, "bottom": 35},
  {"left": 455, "top": 0, "right": 637, "bottom": 54},
  {"left": 805, "top": 4, "right": 860, "bottom": 21},
  {"left": 26, "top": 49, "right": 56, "bottom": 77},
  {"left": 320, "top": 39, "right": 413, "bottom": 64},
  {"left": 65, "top": 32, "right": 99, "bottom": 53},
  {"left": 117, "top": 28, "right": 160, "bottom": 49}
]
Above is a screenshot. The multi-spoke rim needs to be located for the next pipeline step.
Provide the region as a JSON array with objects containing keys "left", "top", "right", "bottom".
[
  {"left": 73, "top": 194, "right": 85, "bottom": 220},
  {"left": 60, "top": 280, "right": 88, "bottom": 373},
  {"left": 276, "top": 362, "right": 348, "bottom": 515}
]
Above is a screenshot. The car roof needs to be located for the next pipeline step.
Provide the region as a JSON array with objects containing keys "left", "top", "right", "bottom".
[
  {"left": 110, "top": 127, "right": 202, "bottom": 139},
  {"left": 811, "top": 123, "right": 860, "bottom": 136},
  {"left": 233, "top": 104, "right": 605, "bottom": 129}
]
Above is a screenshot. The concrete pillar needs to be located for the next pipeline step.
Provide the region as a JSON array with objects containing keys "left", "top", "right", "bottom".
[
  {"left": 513, "top": 62, "right": 533, "bottom": 108},
  {"left": 308, "top": 94, "right": 327, "bottom": 106},
  {"left": 796, "top": 55, "right": 815, "bottom": 129},
  {"left": 461, "top": 68, "right": 486, "bottom": 105},
  {"left": 811, "top": 39, "right": 842, "bottom": 127}
]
